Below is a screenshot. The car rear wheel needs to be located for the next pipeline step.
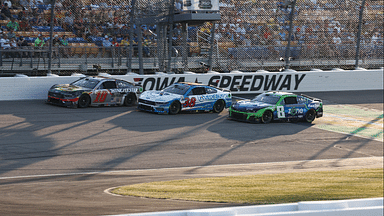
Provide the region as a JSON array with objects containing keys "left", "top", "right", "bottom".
[
  {"left": 305, "top": 109, "right": 316, "bottom": 123},
  {"left": 169, "top": 101, "right": 181, "bottom": 115},
  {"left": 261, "top": 110, "right": 272, "bottom": 124},
  {"left": 213, "top": 100, "right": 225, "bottom": 113},
  {"left": 124, "top": 93, "right": 136, "bottom": 106},
  {"left": 78, "top": 94, "right": 91, "bottom": 108}
]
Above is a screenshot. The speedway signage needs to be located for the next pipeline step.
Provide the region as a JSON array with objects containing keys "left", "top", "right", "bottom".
[
  {"left": 126, "top": 73, "right": 306, "bottom": 93},
  {"left": 118, "top": 69, "right": 382, "bottom": 94}
]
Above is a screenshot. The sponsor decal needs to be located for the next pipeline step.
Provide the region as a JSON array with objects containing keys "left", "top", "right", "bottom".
[
  {"left": 135, "top": 74, "right": 306, "bottom": 92},
  {"left": 197, "top": 94, "right": 226, "bottom": 101},
  {"left": 110, "top": 88, "right": 138, "bottom": 93}
]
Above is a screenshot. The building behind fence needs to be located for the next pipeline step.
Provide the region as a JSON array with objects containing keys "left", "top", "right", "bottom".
[{"left": 0, "top": 0, "right": 382, "bottom": 76}]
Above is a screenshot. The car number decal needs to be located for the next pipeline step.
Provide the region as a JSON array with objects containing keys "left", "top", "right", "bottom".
[
  {"left": 183, "top": 97, "right": 196, "bottom": 107},
  {"left": 93, "top": 90, "right": 110, "bottom": 103},
  {"left": 277, "top": 106, "right": 285, "bottom": 118}
]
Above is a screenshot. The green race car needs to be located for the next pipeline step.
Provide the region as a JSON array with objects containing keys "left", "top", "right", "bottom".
[{"left": 229, "top": 92, "right": 323, "bottom": 123}]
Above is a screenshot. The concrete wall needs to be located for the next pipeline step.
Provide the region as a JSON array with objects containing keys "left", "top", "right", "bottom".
[
  {"left": 0, "top": 68, "right": 382, "bottom": 101},
  {"left": 117, "top": 198, "right": 383, "bottom": 216}
]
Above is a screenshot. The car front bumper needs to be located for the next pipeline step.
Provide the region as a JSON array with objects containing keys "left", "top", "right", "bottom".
[
  {"left": 228, "top": 109, "right": 262, "bottom": 123},
  {"left": 47, "top": 96, "right": 79, "bottom": 108}
]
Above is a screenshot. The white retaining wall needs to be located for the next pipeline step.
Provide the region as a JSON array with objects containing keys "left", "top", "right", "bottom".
[
  {"left": 0, "top": 68, "right": 383, "bottom": 101},
  {"left": 113, "top": 198, "right": 383, "bottom": 216}
]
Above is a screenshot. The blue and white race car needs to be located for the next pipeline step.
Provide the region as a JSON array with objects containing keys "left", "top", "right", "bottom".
[{"left": 138, "top": 82, "right": 232, "bottom": 114}]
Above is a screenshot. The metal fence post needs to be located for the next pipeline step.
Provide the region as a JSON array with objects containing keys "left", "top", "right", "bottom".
[
  {"left": 208, "top": 22, "right": 216, "bottom": 71},
  {"left": 284, "top": 0, "right": 297, "bottom": 70},
  {"left": 355, "top": 0, "right": 366, "bottom": 69},
  {"left": 127, "top": 0, "right": 136, "bottom": 74},
  {"left": 47, "top": 0, "right": 56, "bottom": 75}
]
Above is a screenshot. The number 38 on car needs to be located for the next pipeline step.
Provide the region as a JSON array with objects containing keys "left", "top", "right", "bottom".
[
  {"left": 47, "top": 76, "right": 143, "bottom": 108},
  {"left": 138, "top": 82, "right": 232, "bottom": 114},
  {"left": 229, "top": 91, "right": 323, "bottom": 123}
]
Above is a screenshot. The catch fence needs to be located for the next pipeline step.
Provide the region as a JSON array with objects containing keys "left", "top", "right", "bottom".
[{"left": 0, "top": 0, "right": 382, "bottom": 75}]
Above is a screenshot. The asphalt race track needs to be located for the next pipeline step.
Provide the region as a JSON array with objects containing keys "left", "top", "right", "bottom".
[{"left": 0, "top": 90, "right": 382, "bottom": 216}]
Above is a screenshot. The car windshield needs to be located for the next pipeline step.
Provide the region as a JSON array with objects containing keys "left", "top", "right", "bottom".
[
  {"left": 163, "top": 84, "right": 190, "bottom": 95},
  {"left": 252, "top": 93, "right": 280, "bottom": 104},
  {"left": 71, "top": 78, "right": 100, "bottom": 89}
]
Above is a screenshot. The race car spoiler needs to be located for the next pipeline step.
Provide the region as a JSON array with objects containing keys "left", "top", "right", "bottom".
[{"left": 300, "top": 93, "right": 322, "bottom": 102}]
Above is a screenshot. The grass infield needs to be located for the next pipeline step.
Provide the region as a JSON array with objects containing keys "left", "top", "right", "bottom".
[{"left": 112, "top": 168, "right": 383, "bottom": 204}]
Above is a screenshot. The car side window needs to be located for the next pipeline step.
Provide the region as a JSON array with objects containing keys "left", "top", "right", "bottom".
[
  {"left": 206, "top": 87, "right": 217, "bottom": 94},
  {"left": 296, "top": 96, "right": 307, "bottom": 104},
  {"left": 191, "top": 87, "right": 206, "bottom": 95},
  {"left": 284, "top": 97, "right": 298, "bottom": 105},
  {"left": 117, "top": 80, "right": 133, "bottom": 88},
  {"left": 102, "top": 81, "right": 117, "bottom": 89}
]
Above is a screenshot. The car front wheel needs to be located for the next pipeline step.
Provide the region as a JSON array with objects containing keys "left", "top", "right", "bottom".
[
  {"left": 78, "top": 94, "right": 91, "bottom": 108},
  {"left": 169, "top": 101, "right": 181, "bottom": 115}
]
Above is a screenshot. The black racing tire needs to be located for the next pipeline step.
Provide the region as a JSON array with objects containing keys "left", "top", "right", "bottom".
[
  {"left": 261, "top": 110, "right": 273, "bottom": 124},
  {"left": 213, "top": 100, "right": 225, "bottom": 113},
  {"left": 305, "top": 109, "right": 316, "bottom": 123},
  {"left": 78, "top": 94, "right": 91, "bottom": 108},
  {"left": 124, "top": 93, "right": 136, "bottom": 106},
  {"left": 169, "top": 101, "right": 181, "bottom": 115}
]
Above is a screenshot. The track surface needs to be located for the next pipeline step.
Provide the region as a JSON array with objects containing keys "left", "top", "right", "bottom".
[{"left": 0, "top": 90, "right": 382, "bottom": 215}]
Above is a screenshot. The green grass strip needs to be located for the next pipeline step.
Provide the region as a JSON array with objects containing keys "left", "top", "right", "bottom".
[{"left": 112, "top": 168, "right": 383, "bottom": 204}]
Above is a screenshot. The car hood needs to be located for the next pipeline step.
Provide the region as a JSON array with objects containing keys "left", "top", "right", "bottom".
[
  {"left": 140, "top": 91, "right": 182, "bottom": 102},
  {"left": 232, "top": 100, "right": 273, "bottom": 112},
  {"left": 50, "top": 84, "right": 91, "bottom": 93}
]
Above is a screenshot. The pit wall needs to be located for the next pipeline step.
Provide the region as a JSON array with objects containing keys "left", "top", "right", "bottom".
[
  {"left": 117, "top": 198, "right": 383, "bottom": 216},
  {"left": 0, "top": 68, "right": 382, "bottom": 101}
]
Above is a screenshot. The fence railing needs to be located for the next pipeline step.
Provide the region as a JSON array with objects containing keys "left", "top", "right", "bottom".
[{"left": 0, "top": 0, "right": 382, "bottom": 75}]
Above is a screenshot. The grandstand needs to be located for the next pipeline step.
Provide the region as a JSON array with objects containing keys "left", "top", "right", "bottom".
[{"left": 0, "top": 0, "right": 382, "bottom": 76}]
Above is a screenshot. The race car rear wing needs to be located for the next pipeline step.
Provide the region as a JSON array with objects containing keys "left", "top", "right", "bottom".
[{"left": 300, "top": 94, "right": 322, "bottom": 102}]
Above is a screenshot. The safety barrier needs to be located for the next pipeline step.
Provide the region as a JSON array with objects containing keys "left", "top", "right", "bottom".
[
  {"left": 114, "top": 197, "right": 383, "bottom": 216},
  {"left": 0, "top": 68, "right": 382, "bottom": 101}
]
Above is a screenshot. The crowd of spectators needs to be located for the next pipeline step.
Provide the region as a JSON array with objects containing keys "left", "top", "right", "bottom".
[
  {"left": 210, "top": 0, "right": 383, "bottom": 59},
  {"left": 0, "top": 0, "right": 382, "bottom": 60}
]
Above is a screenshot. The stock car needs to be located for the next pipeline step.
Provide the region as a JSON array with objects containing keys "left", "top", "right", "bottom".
[
  {"left": 229, "top": 91, "right": 323, "bottom": 123},
  {"left": 47, "top": 76, "right": 143, "bottom": 108},
  {"left": 138, "top": 82, "right": 232, "bottom": 114}
]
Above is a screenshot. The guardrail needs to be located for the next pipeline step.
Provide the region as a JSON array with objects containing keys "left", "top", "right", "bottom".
[
  {"left": 115, "top": 198, "right": 383, "bottom": 216},
  {"left": 0, "top": 68, "right": 382, "bottom": 101}
]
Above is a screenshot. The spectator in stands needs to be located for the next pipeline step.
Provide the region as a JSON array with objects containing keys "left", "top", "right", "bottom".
[
  {"left": 1, "top": 3, "right": 12, "bottom": 20},
  {"left": 7, "top": 17, "right": 19, "bottom": 31},
  {"left": 73, "top": 17, "right": 85, "bottom": 37},
  {"left": 0, "top": 34, "right": 11, "bottom": 58},
  {"left": 120, "top": 35, "right": 130, "bottom": 47},
  {"left": 19, "top": 0, "right": 29, "bottom": 10},
  {"left": 7, "top": 28, "right": 16, "bottom": 38},
  {"left": 19, "top": 17, "right": 30, "bottom": 31},
  {"left": 60, "top": 35, "right": 69, "bottom": 57},
  {"left": 102, "top": 35, "right": 112, "bottom": 57},
  {"left": 3, "top": 0, "right": 13, "bottom": 9},
  {"left": 63, "top": 12, "right": 74, "bottom": 32},
  {"left": 17, "top": 7, "right": 28, "bottom": 21},
  {"left": 371, "top": 32, "right": 381, "bottom": 45},
  {"left": 51, "top": 34, "right": 61, "bottom": 58},
  {"left": 0, "top": 34, "right": 11, "bottom": 49},
  {"left": 331, "top": 32, "right": 341, "bottom": 57},
  {"left": 34, "top": 34, "right": 45, "bottom": 47},
  {"left": 16, "top": 35, "right": 29, "bottom": 57}
]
